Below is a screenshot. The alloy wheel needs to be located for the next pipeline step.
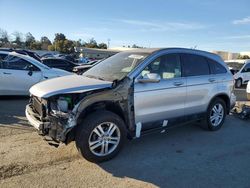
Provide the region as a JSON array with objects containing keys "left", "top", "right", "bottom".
[
  {"left": 88, "top": 122, "right": 121, "bottom": 157},
  {"left": 210, "top": 103, "right": 224, "bottom": 127}
]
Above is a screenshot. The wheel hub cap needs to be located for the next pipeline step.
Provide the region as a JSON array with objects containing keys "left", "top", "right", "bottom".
[
  {"left": 88, "top": 122, "right": 121, "bottom": 157},
  {"left": 210, "top": 103, "right": 224, "bottom": 127}
]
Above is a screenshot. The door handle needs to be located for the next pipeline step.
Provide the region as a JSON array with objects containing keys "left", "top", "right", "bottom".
[
  {"left": 3, "top": 72, "right": 11, "bottom": 75},
  {"left": 173, "top": 81, "right": 184, "bottom": 86},
  {"left": 209, "top": 78, "right": 216, "bottom": 82}
]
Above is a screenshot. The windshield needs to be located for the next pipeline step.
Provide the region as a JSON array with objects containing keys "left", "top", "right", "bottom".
[
  {"left": 83, "top": 52, "right": 149, "bottom": 81},
  {"left": 226, "top": 62, "right": 245, "bottom": 70}
]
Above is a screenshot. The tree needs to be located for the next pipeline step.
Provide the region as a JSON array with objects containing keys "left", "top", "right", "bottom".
[
  {"left": 84, "top": 38, "right": 98, "bottom": 48},
  {"left": 0, "top": 28, "right": 10, "bottom": 47},
  {"left": 54, "top": 33, "right": 66, "bottom": 42},
  {"left": 0, "top": 29, "right": 109, "bottom": 52},
  {"left": 30, "top": 41, "right": 42, "bottom": 50},
  {"left": 50, "top": 33, "right": 75, "bottom": 53},
  {"left": 48, "top": 44, "right": 55, "bottom": 51},
  {"left": 98, "top": 43, "right": 107, "bottom": 49},
  {"left": 52, "top": 39, "right": 74, "bottom": 54},
  {"left": 63, "top": 39, "right": 74, "bottom": 53},
  {"left": 74, "top": 39, "right": 83, "bottom": 48},
  {"left": 132, "top": 44, "right": 143, "bottom": 48},
  {"left": 40, "top": 36, "right": 51, "bottom": 50},
  {"left": 12, "top": 31, "right": 24, "bottom": 48},
  {"left": 25, "top": 32, "right": 35, "bottom": 48},
  {"left": 238, "top": 54, "right": 250, "bottom": 59}
]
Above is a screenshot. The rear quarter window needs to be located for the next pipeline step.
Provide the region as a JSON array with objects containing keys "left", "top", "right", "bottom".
[{"left": 207, "top": 58, "right": 227, "bottom": 74}]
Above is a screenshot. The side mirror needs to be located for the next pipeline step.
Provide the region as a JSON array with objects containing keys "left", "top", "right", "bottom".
[
  {"left": 28, "top": 65, "right": 34, "bottom": 76},
  {"left": 137, "top": 73, "right": 161, "bottom": 83}
]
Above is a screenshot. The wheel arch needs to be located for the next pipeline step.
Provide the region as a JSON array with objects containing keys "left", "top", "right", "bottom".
[
  {"left": 208, "top": 93, "right": 230, "bottom": 114},
  {"left": 78, "top": 101, "right": 127, "bottom": 124}
]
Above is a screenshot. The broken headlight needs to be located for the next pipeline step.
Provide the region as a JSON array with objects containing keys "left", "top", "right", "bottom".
[
  {"left": 57, "top": 97, "right": 70, "bottom": 112},
  {"left": 50, "top": 96, "right": 72, "bottom": 115}
]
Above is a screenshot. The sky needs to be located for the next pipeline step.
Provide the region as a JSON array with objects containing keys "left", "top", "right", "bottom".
[{"left": 1, "top": 0, "right": 250, "bottom": 52}]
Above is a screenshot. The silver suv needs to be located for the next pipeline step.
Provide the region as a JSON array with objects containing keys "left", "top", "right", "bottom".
[{"left": 26, "top": 48, "right": 236, "bottom": 163}]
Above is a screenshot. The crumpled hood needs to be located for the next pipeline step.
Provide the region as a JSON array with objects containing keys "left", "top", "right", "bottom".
[{"left": 30, "top": 75, "right": 112, "bottom": 98}]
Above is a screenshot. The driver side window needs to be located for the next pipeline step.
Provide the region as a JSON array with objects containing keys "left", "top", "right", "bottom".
[{"left": 141, "top": 54, "right": 182, "bottom": 79}]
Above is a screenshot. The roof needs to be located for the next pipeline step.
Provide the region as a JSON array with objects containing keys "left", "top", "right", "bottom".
[
  {"left": 119, "top": 47, "right": 217, "bottom": 56},
  {"left": 117, "top": 47, "right": 223, "bottom": 64}
]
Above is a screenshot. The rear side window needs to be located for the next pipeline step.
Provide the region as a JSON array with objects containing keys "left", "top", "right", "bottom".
[
  {"left": 207, "top": 58, "right": 227, "bottom": 74},
  {"left": 181, "top": 54, "right": 210, "bottom": 76}
]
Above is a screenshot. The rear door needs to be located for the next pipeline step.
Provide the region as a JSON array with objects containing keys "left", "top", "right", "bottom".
[
  {"left": 181, "top": 53, "right": 215, "bottom": 115},
  {"left": 207, "top": 58, "right": 231, "bottom": 95},
  {"left": 0, "top": 56, "right": 42, "bottom": 95},
  {"left": 134, "top": 53, "right": 186, "bottom": 130}
]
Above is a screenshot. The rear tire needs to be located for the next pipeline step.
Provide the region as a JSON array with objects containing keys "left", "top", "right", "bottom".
[
  {"left": 75, "top": 110, "right": 126, "bottom": 163},
  {"left": 200, "top": 98, "right": 226, "bottom": 131},
  {"left": 235, "top": 78, "right": 242, "bottom": 88}
]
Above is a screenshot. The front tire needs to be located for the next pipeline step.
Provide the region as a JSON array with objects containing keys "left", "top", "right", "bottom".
[
  {"left": 75, "top": 111, "right": 126, "bottom": 163},
  {"left": 200, "top": 98, "right": 226, "bottom": 131}
]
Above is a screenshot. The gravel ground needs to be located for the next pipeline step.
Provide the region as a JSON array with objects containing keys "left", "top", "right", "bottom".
[{"left": 0, "top": 90, "right": 250, "bottom": 188}]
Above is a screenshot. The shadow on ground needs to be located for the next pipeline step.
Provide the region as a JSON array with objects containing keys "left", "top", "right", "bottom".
[
  {"left": 98, "top": 117, "right": 250, "bottom": 187},
  {"left": 0, "top": 96, "right": 29, "bottom": 126}
]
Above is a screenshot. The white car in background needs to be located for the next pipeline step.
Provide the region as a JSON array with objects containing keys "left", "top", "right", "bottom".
[
  {"left": 225, "top": 59, "right": 250, "bottom": 88},
  {"left": 247, "top": 81, "right": 250, "bottom": 100},
  {"left": 0, "top": 51, "right": 72, "bottom": 96}
]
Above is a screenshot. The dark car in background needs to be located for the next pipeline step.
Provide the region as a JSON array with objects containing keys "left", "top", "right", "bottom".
[
  {"left": 42, "top": 58, "right": 79, "bottom": 72},
  {"left": 72, "top": 60, "right": 102, "bottom": 74}
]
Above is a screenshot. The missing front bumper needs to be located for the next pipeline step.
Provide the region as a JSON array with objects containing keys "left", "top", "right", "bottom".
[{"left": 25, "top": 104, "right": 75, "bottom": 144}]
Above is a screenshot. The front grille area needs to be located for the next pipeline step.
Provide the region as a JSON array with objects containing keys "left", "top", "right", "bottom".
[{"left": 32, "top": 96, "right": 46, "bottom": 118}]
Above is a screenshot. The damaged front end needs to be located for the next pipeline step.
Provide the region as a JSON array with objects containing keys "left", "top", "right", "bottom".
[
  {"left": 26, "top": 94, "right": 80, "bottom": 145},
  {"left": 26, "top": 76, "right": 135, "bottom": 147}
]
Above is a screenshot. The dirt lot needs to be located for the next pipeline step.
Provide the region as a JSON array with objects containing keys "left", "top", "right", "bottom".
[{"left": 0, "top": 91, "right": 250, "bottom": 188}]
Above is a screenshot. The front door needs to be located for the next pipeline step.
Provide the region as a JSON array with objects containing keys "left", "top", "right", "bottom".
[
  {"left": 134, "top": 53, "right": 186, "bottom": 130},
  {"left": 0, "top": 55, "right": 42, "bottom": 95}
]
